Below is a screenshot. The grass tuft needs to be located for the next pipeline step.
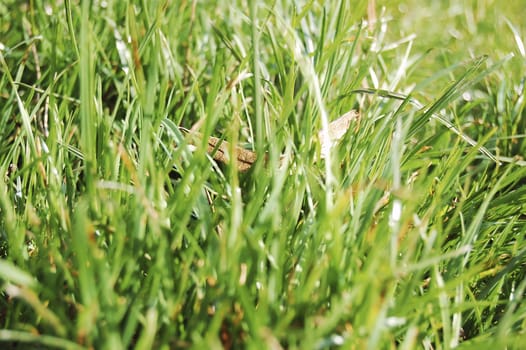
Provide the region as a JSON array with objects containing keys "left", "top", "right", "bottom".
[{"left": 1, "top": 0, "right": 525, "bottom": 348}]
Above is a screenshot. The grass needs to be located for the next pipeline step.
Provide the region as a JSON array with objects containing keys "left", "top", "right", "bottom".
[{"left": 1, "top": 0, "right": 525, "bottom": 349}]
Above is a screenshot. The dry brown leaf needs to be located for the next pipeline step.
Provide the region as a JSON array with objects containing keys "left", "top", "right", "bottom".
[{"left": 319, "top": 109, "right": 360, "bottom": 158}]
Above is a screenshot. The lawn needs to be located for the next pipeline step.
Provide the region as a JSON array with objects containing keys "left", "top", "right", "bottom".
[{"left": 1, "top": 0, "right": 525, "bottom": 349}]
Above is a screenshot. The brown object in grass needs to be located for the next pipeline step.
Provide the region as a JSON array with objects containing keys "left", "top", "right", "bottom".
[
  {"left": 207, "top": 136, "right": 257, "bottom": 172},
  {"left": 190, "top": 109, "right": 359, "bottom": 172}
]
